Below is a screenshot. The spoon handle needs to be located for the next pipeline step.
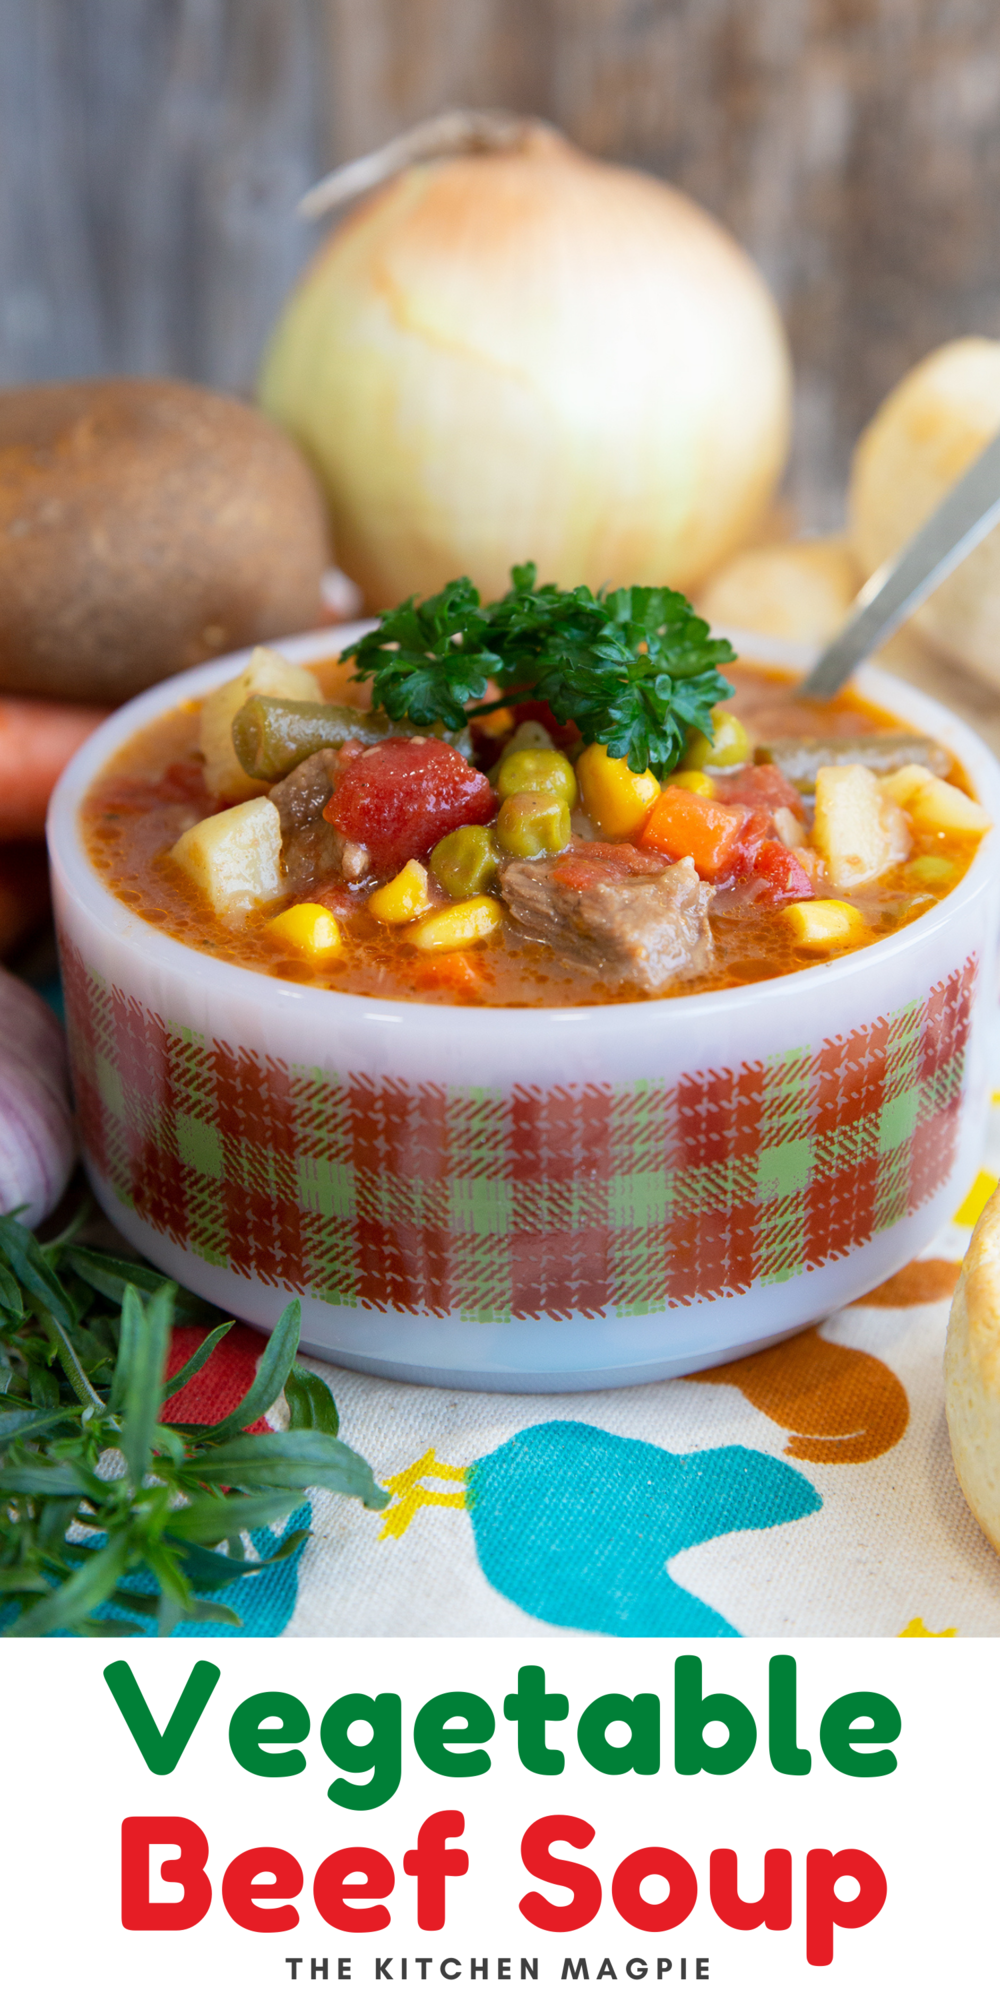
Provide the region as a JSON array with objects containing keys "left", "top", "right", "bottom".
[{"left": 801, "top": 428, "right": 1000, "bottom": 698}]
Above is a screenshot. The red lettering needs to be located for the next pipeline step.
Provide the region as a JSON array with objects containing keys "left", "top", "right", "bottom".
[
  {"left": 611, "top": 1848, "right": 697, "bottom": 1933},
  {"left": 121, "top": 1816, "right": 212, "bottom": 1931},
  {"left": 222, "top": 1846, "right": 302, "bottom": 1933},
  {"left": 709, "top": 1849, "right": 792, "bottom": 1931},
  {"left": 403, "top": 1811, "right": 470, "bottom": 1931},
  {"left": 314, "top": 1848, "right": 394, "bottom": 1932},
  {"left": 519, "top": 1817, "right": 601, "bottom": 1933},
  {"left": 806, "top": 1848, "right": 887, "bottom": 1966}
]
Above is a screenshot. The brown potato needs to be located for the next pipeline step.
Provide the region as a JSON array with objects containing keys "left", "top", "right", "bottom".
[{"left": 0, "top": 377, "right": 332, "bottom": 703}]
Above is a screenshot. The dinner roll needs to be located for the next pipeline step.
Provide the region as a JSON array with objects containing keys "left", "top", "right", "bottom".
[
  {"left": 945, "top": 1185, "right": 1000, "bottom": 1553},
  {"left": 0, "top": 378, "right": 331, "bottom": 704},
  {"left": 697, "top": 537, "right": 861, "bottom": 644},
  {"left": 850, "top": 338, "right": 1000, "bottom": 688}
]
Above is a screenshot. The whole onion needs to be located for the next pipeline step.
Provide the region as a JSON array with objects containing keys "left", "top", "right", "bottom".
[
  {"left": 259, "top": 119, "right": 791, "bottom": 608},
  {"left": 0, "top": 967, "right": 75, "bottom": 1227}
]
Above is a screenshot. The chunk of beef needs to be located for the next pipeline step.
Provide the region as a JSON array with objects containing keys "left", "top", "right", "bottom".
[
  {"left": 499, "top": 845, "right": 714, "bottom": 988},
  {"left": 268, "top": 749, "right": 369, "bottom": 894}
]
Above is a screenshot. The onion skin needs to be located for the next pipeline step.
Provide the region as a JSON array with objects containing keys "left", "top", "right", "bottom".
[
  {"left": 0, "top": 968, "right": 75, "bottom": 1227},
  {"left": 259, "top": 127, "right": 791, "bottom": 609}
]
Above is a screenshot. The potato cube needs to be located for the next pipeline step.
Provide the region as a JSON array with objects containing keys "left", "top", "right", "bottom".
[
  {"left": 813, "top": 763, "right": 910, "bottom": 890},
  {"left": 783, "top": 899, "right": 869, "bottom": 949},
  {"left": 879, "top": 762, "right": 934, "bottom": 809},
  {"left": 170, "top": 797, "right": 283, "bottom": 914},
  {"left": 409, "top": 897, "right": 503, "bottom": 953},
  {"left": 898, "top": 772, "right": 989, "bottom": 836},
  {"left": 368, "top": 860, "right": 432, "bottom": 925},
  {"left": 199, "top": 645, "right": 322, "bottom": 801},
  {"left": 267, "top": 902, "right": 344, "bottom": 959}
]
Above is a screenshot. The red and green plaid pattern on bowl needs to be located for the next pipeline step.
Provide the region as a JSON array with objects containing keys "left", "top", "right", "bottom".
[{"left": 61, "top": 944, "right": 976, "bottom": 1321}]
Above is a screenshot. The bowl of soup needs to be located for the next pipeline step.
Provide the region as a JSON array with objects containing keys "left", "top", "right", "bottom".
[{"left": 47, "top": 624, "right": 1000, "bottom": 1389}]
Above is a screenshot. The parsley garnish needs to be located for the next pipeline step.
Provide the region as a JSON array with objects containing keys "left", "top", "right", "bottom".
[
  {"left": 0, "top": 1212, "right": 387, "bottom": 1637},
  {"left": 349, "top": 563, "right": 736, "bottom": 776}
]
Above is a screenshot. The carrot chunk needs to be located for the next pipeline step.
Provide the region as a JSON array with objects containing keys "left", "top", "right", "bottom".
[{"left": 639, "top": 785, "right": 749, "bottom": 880}]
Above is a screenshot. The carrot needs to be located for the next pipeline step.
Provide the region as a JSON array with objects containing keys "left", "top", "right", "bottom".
[
  {"left": 640, "top": 784, "right": 748, "bottom": 880},
  {"left": 411, "top": 951, "right": 485, "bottom": 996},
  {"left": 0, "top": 696, "right": 110, "bottom": 839}
]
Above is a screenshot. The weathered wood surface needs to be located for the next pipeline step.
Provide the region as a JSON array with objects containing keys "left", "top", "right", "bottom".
[
  {"left": 2, "top": 1, "right": 1000, "bottom": 524},
  {"left": 328, "top": 0, "right": 1000, "bottom": 526},
  {"left": 0, "top": 0, "right": 329, "bottom": 392}
]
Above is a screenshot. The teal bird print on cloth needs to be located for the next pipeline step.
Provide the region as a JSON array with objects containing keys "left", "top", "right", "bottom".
[{"left": 464, "top": 1422, "right": 822, "bottom": 1637}]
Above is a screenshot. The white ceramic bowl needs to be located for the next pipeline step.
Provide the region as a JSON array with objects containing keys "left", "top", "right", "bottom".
[{"left": 48, "top": 627, "right": 1000, "bottom": 1390}]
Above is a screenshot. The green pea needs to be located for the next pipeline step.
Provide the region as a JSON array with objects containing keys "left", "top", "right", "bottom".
[
  {"left": 430, "top": 825, "right": 500, "bottom": 899},
  {"left": 497, "top": 748, "right": 577, "bottom": 807},
  {"left": 681, "top": 708, "right": 752, "bottom": 771},
  {"left": 496, "top": 793, "right": 571, "bottom": 859},
  {"left": 907, "top": 853, "right": 959, "bottom": 888}
]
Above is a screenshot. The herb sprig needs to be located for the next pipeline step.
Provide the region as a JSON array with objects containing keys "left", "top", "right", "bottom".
[
  {"left": 0, "top": 1213, "right": 387, "bottom": 1637},
  {"left": 348, "top": 563, "right": 736, "bottom": 776}
]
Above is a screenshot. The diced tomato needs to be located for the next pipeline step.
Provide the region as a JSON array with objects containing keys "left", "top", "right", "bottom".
[
  {"left": 551, "top": 841, "right": 669, "bottom": 891},
  {"left": 325, "top": 737, "right": 496, "bottom": 876},
  {"left": 731, "top": 835, "right": 815, "bottom": 905},
  {"left": 714, "top": 764, "right": 803, "bottom": 820},
  {"left": 640, "top": 786, "right": 749, "bottom": 880}
]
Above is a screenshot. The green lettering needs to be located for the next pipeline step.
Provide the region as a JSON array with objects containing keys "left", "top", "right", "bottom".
[
  {"left": 504, "top": 1665, "right": 569, "bottom": 1775},
  {"left": 577, "top": 1694, "right": 660, "bottom": 1776},
  {"left": 820, "top": 1691, "right": 900, "bottom": 1777},
  {"left": 413, "top": 1691, "right": 495, "bottom": 1776},
  {"left": 674, "top": 1655, "right": 756, "bottom": 1776},
  {"left": 103, "top": 1658, "right": 220, "bottom": 1775},
  {"left": 768, "top": 1655, "right": 811, "bottom": 1775},
  {"left": 229, "top": 1690, "right": 310, "bottom": 1776},
  {"left": 321, "top": 1692, "right": 401, "bottom": 1808}
]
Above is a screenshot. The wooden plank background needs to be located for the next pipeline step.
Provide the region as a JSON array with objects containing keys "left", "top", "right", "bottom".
[{"left": 1, "top": 0, "right": 999, "bottom": 526}]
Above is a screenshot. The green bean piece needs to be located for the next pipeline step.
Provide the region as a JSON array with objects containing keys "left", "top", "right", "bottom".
[
  {"left": 497, "top": 747, "right": 577, "bottom": 807},
  {"left": 232, "top": 698, "right": 391, "bottom": 781},
  {"left": 496, "top": 793, "right": 571, "bottom": 859},
  {"left": 430, "top": 825, "right": 500, "bottom": 899},
  {"left": 754, "top": 731, "right": 949, "bottom": 796},
  {"left": 232, "top": 698, "right": 474, "bottom": 783}
]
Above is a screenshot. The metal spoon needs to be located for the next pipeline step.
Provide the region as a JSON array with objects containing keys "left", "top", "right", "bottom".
[{"left": 801, "top": 427, "right": 1000, "bottom": 699}]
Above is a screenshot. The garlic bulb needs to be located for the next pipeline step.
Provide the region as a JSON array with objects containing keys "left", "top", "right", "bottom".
[
  {"left": 260, "top": 122, "right": 791, "bottom": 609},
  {"left": 850, "top": 338, "right": 1000, "bottom": 686},
  {"left": 0, "top": 968, "right": 75, "bottom": 1226}
]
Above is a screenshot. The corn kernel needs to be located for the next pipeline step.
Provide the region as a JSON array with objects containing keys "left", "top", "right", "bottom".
[
  {"left": 267, "top": 901, "right": 344, "bottom": 958},
  {"left": 783, "top": 899, "right": 869, "bottom": 950},
  {"left": 681, "top": 708, "right": 752, "bottom": 771},
  {"left": 576, "top": 741, "right": 661, "bottom": 837},
  {"left": 669, "top": 770, "right": 716, "bottom": 798},
  {"left": 497, "top": 747, "right": 577, "bottom": 807},
  {"left": 409, "top": 896, "right": 503, "bottom": 953},
  {"left": 367, "top": 859, "right": 432, "bottom": 925}
]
